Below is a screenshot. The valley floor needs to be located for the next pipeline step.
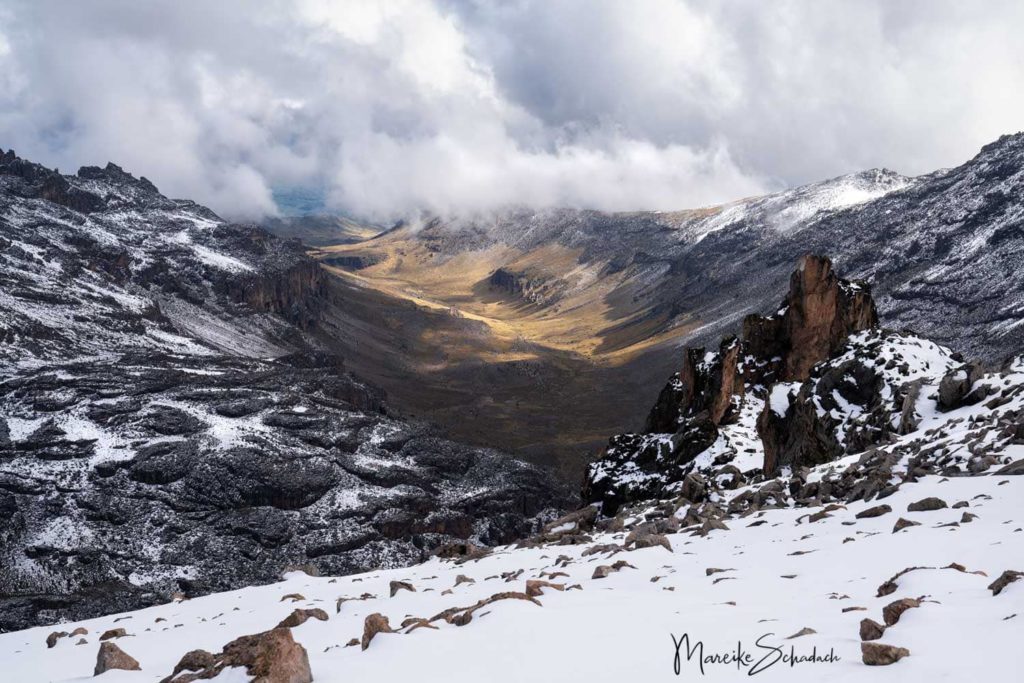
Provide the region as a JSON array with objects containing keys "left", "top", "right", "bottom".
[{"left": 5, "top": 469, "right": 1021, "bottom": 682}]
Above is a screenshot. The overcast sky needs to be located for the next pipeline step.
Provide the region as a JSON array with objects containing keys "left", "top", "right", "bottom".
[{"left": 1, "top": 0, "right": 1022, "bottom": 220}]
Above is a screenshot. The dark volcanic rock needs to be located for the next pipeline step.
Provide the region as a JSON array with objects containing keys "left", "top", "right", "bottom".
[
  {"left": 0, "top": 149, "right": 573, "bottom": 632},
  {"left": 583, "top": 256, "right": 878, "bottom": 510}
]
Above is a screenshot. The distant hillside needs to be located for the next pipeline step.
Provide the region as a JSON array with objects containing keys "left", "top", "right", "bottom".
[{"left": 261, "top": 214, "right": 381, "bottom": 247}]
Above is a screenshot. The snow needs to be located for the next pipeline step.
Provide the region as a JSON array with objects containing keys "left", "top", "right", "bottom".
[
  {"left": 190, "top": 243, "right": 255, "bottom": 273},
  {"left": 2, "top": 471, "right": 1019, "bottom": 682},
  {"left": 769, "top": 383, "right": 796, "bottom": 416},
  {"left": 679, "top": 169, "right": 914, "bottom": 243}
]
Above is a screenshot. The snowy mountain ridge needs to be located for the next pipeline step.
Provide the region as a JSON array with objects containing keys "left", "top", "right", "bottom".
[{"left": 0, "top": 149, "right": 573, "bottom": 633}]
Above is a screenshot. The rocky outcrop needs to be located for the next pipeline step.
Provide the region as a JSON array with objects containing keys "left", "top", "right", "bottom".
[
  {"left": 161, "top": 628, "right": 311, "bottom": 683},
  {"left": 758, "top": 382, "right": 844, "bottom": 476},
  {"left": 583, "top": 256, "right": 878, "bottom": 511},
  {"left": 232, "top": 256, "right": 327, "bottom": 331},
  {"left": 95, "top": 642, "right": 141, "bottom": 675},
  {"left": 744, "top": 255, "right": 877, "bottom": 383},
  {"left": 488, "top": 267, "right": 562, "bottom": 306}
]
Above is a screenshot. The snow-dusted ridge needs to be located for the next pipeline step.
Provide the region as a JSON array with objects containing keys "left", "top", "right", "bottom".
[{"left": 0, "top": 150, "right": 573, "bottom": 633}]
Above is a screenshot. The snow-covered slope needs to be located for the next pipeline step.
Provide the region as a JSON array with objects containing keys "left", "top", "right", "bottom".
[
  {"left": 2, "top": 441, "right": 1019, "bottom": 681},
  {"left": 2, "top": 249, "right": 1020, "bottom": 680}
]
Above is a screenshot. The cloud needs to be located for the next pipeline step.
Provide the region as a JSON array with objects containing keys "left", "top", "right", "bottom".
[{"left": 1, "top": 0, "right": 1022, "bottom": 221}]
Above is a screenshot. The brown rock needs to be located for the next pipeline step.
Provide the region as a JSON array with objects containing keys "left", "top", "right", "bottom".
[
  {"left": 892, "top": 517, "right": 920, "bottom": 533},
  {"left": 705, "top": 567, "right": 735, "bottom": 576},
  {"left": 859, "top": 618, "right": 885, "bottom": 641},
  {"left": 988, "top": 570, "right": 1023, "bottom": 596},
  {"left": 361, "top": 613, "right": 395, "bottom": 650},
  {"left": 161, "top": 629, "right": 311, "bottom": 683},
  {"left": 882, "top": 598, "right": 921, "bottom": 626},
  {"left": 786, "top": 627, "right": 816, "bottom": 639},
  {"left": 454, "top": 574, "right": 475, "bottom": 587},
  {"left": 389, "top": 580, "right": 415, "bottom": 597},
  {"left": 525, "top": 580, "right": 565, "bottom": 597},
  {"left": 279, "top": 593, "right": 305, "bottom": 602},
  {"left": 856, "top": 504, "right": 892, "bottom": 519},
  {"left": 95, "top": 642, "right": 141, "bottom": 675},
  {"left": 629, "top": 533, "right": 673, "bottom": 552},
  {"left": 276, "top": 608, "right": 329, "bottom": 629},
  {"left": 745, "top": 255, "right": 877, "bottom": 383},
  {"left": 99, "top": 628, "right": 127, "bottom": 641},
  {"left": 540, "top": 506, "right": 599, "bottom": 538},
  {"left": 167, "top": 649, "right": 216, "bottom": 678},
  {"left": 907, "top": 497, "right": 947, "bottom": 512},
  {"left": 222, "top": 628, "right": 311, "bottom": 683},
  {"left": 46, "top": 631, "right": 68, "bottom": 648},
  {"left": 861, "top": 642, "right": 910, "bottom": 666}
]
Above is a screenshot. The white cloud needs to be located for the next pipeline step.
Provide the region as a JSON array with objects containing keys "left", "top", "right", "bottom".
[{"left": 1, "top": 0, "right": 1022, "bottom": 221}]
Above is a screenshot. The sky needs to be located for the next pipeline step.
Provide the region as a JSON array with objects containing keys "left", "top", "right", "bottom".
[{"left": 1, "top": 0, "right": 1023, "bottom": 221}]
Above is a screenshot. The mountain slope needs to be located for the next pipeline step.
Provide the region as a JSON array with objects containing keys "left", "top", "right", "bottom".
[
  {"left": 0, "top": 149, "right": 572, "bottom": 631},
  {"left": 3, "top": 359, "right": 1020, "bottom": 680},
  {"left": 308, "top": 135, "right": 1024, "bottom": 476}
]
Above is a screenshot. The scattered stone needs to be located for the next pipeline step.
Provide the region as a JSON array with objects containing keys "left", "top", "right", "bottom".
[
  {"left": 95, "top": 642, "right": 141, "bottom": 675},
  {"left": 856, "top": 504, "right": 892, "bottom": 519},
  {"left": 166, "top": 649, "right": 216, "bottom": 678},
  {"left": 988, "top": 570, "right": 1023, "bottom": 596},
  {"left": 389, "top": 580, "right": 415, "bottom": 597},
  {"left": 46, "top": 631, "right": 68, "bottom": 648},
  {"left": 786, "top": 627, "right": 816, "bottom": 639},
  {"left": 276, "top": 608, "right": 329, "bottom": 629},
  {"left": 525, "top": 580, "right": 565, "bottom": 597},
  {"left": 996, "top": 459, "right": 1024, "bottom": 475},
  {"left": 861, "top": 642, "right": 910, "bottom": 666},
  {"left": 99, "top": 628, "right": 127, "bottom": 641},
  {"left": 279, "top": 593, "right": 305, "bottom": 602},
  {"left": 454, "top": 574, "right": 475, "bottom": 587},
  {"left": 629, "top": 533, "right": 673, "bottom": 552},
  {"left": 882, "top": 598, "right": 921, "bottom": 626},
  {"left": 361, "top": 614, "right": 395, "bottom": 650},
  {"left": 859, "top": 618, "right": 885, "bottom": 641},
  {"left": 907, "top": 497, "right": 947, "bottom": 512},
  {"left": 892, "top": 518, "right": 920, "bottom": 533}
]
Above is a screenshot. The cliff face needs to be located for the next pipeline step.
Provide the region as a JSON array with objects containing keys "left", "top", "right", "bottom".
[{"left": 234, "top": 259, "right": 327, "bottom": 330}]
